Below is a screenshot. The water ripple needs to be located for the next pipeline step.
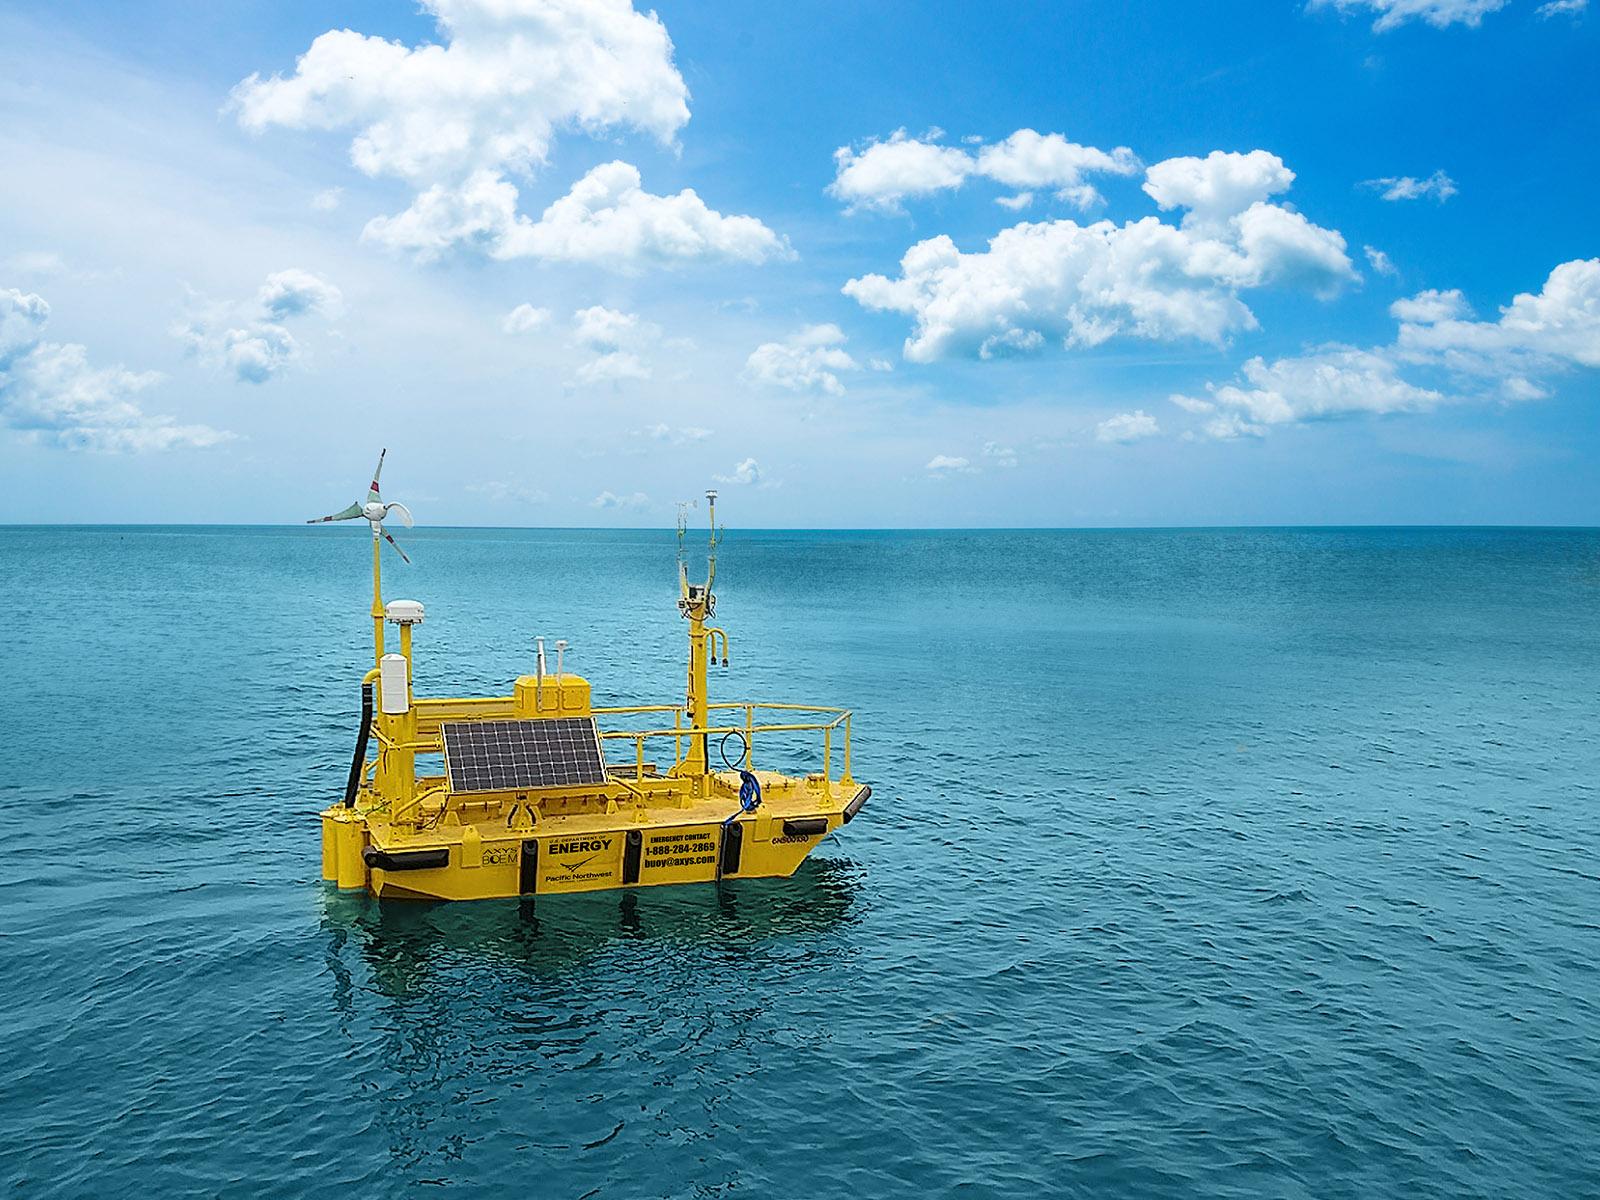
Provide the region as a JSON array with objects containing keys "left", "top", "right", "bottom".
[{"left": 2, "top": 526, "right": 1598, "bottom": 1197}]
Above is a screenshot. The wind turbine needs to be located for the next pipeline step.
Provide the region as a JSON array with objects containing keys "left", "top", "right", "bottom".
[{"left": 307, "top": 448, "right": 414, "bottom": 562}]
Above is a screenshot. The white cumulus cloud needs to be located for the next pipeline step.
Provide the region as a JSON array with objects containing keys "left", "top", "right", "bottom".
[
  {"left": 925, "top": 454, "right": 975, "bottom": 474},
  {"left": 360, "top": 162, "right": 789, "bottom": 270},
  {"left": 358, "top": 169, "right": 521, "bottom": 259},
  {"left": 496, "top": 161, "right": 792, "bottom": 269},
  {"left": 844, "top": 150, "right": 1354, "bottom": 362},
  {"left": 575, "top": 352, "right": 649, "bottom": 385},
  {"left": 829, "top": 127, "right": 1139, "bottom": 212},
  {"left": 591, "top": 489, "right": 651, "bottom": 510},
  {"left": 1389, "top": 288, "right": 1471, "bottom": 324},
  {"left": 742, "top": 324, "right": 861, "bottom": 396},
  {"left": 828, "top": 129, "right": 976, "bottom": 212},
  {"left": 1394, "top": 258, "right": 1600, "bottom": 371},
  {"left": 1142, "top": 149, "right": 1293, "bottom": 226},
  {"left": 1173, "top": 258, "right": 1600, "bottom": 438},
  {"left": 1365, "top": 246, "right": 1398, "bottom": 277},
  {"left": 1096, "top": 410, "right": 1161, "bottom": 443},
  {"left": 1308, "top": 0, "right": 1508, "bottom": 31},
  {"left": 1178, "top": 348, "right": 1444, "bottom": 438},
  {"left": 975, "top": 129, "right": 1140, "bottom": 209},
  {"left": 714, "top": 457, "right": 761, "bottom": 485},
  {"left": 1, "top": 287, "right": 229, "bottom": 452},
  {"left": 1363, "top": 169, "right": 1458, "bottom": 203},
  {"left": 234, "top": 0, "right": 785, "bottom": 269},
  {"left": 571, "top": 305, "right": 658, "bottom": 385},
  {"left": 257, "top": 268, "right": 342, "bottom": 319},
  {"left": 174, "top": 268, "right": 341, "bottom": 384},
  {"left": 502, "top": 303, "right": 550, "bottom": 333},
  {"left": 233, "top": 0, "right": 689, "bottom": 183}
]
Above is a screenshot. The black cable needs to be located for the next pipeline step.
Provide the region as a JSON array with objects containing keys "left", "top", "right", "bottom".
[
  {"left": 718, "top": 729, "right": 748, "bottom": 772},
  {"left": 343, "top": 682, "right": 374, "bottom": 808}
]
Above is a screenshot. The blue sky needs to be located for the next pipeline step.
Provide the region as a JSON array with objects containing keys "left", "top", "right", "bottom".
[{"left": 1, "top": 0, "right": 1596, "bottom": 526}]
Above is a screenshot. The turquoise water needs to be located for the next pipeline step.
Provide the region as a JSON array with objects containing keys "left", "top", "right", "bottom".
[{"left": 3, "top": 526, "right": 1599, "bottom": 1198}]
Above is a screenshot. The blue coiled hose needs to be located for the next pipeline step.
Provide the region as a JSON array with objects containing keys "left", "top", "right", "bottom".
[
  {"left": 719, "top": 730, "right": 762, "bottom": 824},
  {"left": 737, "top": 769, "right": 762, "bottom": 813}
]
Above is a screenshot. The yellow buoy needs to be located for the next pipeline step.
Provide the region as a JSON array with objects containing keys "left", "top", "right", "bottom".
[{"left": 310, "top": 454, "right": 870, "bottom": 901}]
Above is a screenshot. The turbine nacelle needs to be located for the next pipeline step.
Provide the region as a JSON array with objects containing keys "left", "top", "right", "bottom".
[{"left": 363, "top": 500, "right": 412, "bottom": 527}]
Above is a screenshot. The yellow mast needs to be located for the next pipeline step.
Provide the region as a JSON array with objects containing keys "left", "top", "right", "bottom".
[
  {"left": 679, "top": 490, "right": 719, "bottom": 780},
  {"left": 371, "top": 528, "right": 385, "bottom": 665}
]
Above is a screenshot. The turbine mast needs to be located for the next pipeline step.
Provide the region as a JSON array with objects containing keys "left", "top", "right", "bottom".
[
  {"left": 304, "top": 446, "right": 412, "bottom": 665},
  {"left": 372, "top": 522, "right": 385, "bottom": 665}
]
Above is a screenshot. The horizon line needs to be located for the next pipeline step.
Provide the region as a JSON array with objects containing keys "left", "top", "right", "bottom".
[{"left": 4, "top": 521, "right": 1600, "bottom": 533}]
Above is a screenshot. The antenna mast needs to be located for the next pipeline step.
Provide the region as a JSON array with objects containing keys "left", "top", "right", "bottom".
[
  {"left": 706, "top": 489, "right": 719, "bottom": 591},
  {"left": 677, "top": 490, "right": 722, "bottom": 783}
]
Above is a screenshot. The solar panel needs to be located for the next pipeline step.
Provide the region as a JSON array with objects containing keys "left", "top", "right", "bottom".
[{"left": 441, "top": 717, "right": 608, "bottom": 794}]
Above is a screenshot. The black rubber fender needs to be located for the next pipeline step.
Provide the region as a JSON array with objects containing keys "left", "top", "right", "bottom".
[
  {"left": 363, "top": 846, "right": 450, "bottom": 871},
  {"left": 843, "top": 785, "right": 872, "bottom": 824},
  {"left": 718, "top": 821, "right": 743, "bottom": 878}
]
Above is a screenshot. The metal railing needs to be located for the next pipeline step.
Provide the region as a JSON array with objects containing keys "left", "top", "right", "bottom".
[
  {"left": 593, "top": 701, "right": 853, "bottom": 787},
  {"left": 358, "top": 700, "right": 854, "bottom": 820}
]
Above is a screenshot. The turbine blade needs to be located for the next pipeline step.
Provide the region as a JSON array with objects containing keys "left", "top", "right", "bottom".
[
  {"left": 367, "top": 448, "right": 387, "bottom": 505},
  {"left": 306, "top": 501, "right": 363, "bottom": 524},
  {"left": 384, "top": 501, "right": 414, "bottom": 528},
  {"left": 380, "top": 525, "right": 411, "bottom": 564}
]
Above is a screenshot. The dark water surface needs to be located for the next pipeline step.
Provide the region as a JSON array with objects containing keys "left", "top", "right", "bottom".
[{"left": 3, "top": 526, "right": 1598, "bottom": 1198}]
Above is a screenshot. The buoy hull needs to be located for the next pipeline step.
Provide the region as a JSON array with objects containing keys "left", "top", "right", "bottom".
[{"left": 323, "top": 783, "right": 870, "bottom": 902}]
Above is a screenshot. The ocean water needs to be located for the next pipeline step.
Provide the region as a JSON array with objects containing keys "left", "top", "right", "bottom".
[{"left": 2, "top": 525, "right": 1598, "bottom": 1199}]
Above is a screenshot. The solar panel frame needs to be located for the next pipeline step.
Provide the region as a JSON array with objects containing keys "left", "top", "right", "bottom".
[{"left": 441, "top": 717, "right": 609, "bottom": 794}]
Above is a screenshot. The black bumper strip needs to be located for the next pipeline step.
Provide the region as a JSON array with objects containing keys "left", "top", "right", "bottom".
[
  {"left": 843, "top": 785, "right": 872, "bottom": 824},
  {"left": 719, "top": 821, "right": 743, "bottom": 878},
  {"left": 363, "top": 846, "right": 449, "bottom": 872},
  {"left": 520, "top": 838, "right": 539, "bottom": 895},
  {"left": 622, "top": 829, "right": 643, "bottom": 884},
  {"left": 783, "top": 817, "right": 830, "bottom": 837}
]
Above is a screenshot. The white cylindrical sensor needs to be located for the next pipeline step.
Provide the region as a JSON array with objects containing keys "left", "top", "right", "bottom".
[{"left": 379, "top": 653, "right": 410, "bottom": 714}]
